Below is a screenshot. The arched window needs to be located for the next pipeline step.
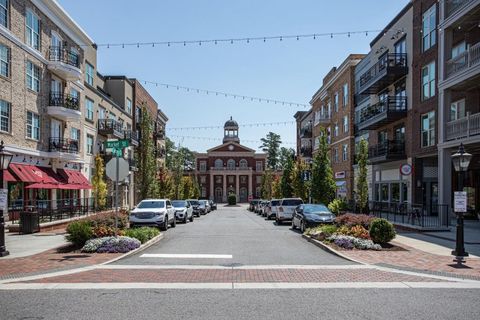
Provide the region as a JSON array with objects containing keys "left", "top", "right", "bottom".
[
  {"left": 227, "top": 159, "right": 235, "bottom": 170},
  {"left": 239, "top": 159, "right": 248, "bottom": 169},
  {"left": 215, "top": 159, "right": 223, "bottom": 168}
]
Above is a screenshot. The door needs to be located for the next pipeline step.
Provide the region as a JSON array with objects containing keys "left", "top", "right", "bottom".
[
  {"left": 239, "top": 187, "right": 247, "bottom": 203},
  {"left": 215, "top": 187, "right": 222, "bottom": 203},
  {"left": 51, "top": 79, "right": 62, "bottom": 104},
  {"left": 51, "top": 119, "right": 62, "bottom": 144},
  {"left": 51, "top": 31, "right": 63, "bottom": 61}
]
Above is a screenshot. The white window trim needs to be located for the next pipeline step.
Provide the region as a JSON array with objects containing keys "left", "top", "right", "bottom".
[
  {"left": 0, "top": 0, "right": 8, "bottom": 28},
  {"left": 26, "top": 111, "right": 40, "bottom": 140},
  {"left": 421, "top": 111, "right": 435, "bottom": 148},
  {"left": 26, "top": 61, "right": 40, "bottom": 92},
  {"left": 26, "top": 9, "right": 40, "bottom": 51},
  {"left": 86, "top": 134, "right": 94, "bottom": 155},
  {"left": 0, "top": 99, "right": 10, "bottom": 133},
  {"left": 0, "top": 43, "right": 9, "bottom": 77},
  {"left": 85, "top": 97, "right": 94, "bottom": 121}
]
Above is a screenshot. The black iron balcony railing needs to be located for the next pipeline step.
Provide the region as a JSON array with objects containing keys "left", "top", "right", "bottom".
[
  {"left": 445, "top": 0, "right": 476, "bottom": 19},
  {"left": 358, "top": 97, "right": 407, "bottom": 131},
  {"left": 98, "top": 119, "right": 124, "bottom": 138},
  {"left": 300, "top": 146, "right": 313, "bottom": 157},
  {"left": 368, "top": 140, "right": 406, "bottom": 163},
  {"left": 49, "top": 137, "right": 79, "bottom": 154},
  {"left": 300, "top": 126, "right": 313, "bottom": 138},
  {"left": 123, "top": 130, "right": 139, "bottom": 146},
  {"left": 49, "top": 92, "right": 80, "bottom": 111},
  {"left": 357, "top": 53, "right": 408, "bottom": 95},
  {"left": 48, "top": 46, "right": 80, "bottom": 68}
]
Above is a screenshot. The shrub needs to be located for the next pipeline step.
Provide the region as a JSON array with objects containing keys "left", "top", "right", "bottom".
[
  {"left": 320, "top": 225, "right": 338, "bottom": 236},
  {"left": 334, "top": 213, "right": 374, "bottom": 228},
  {"left": 124, "top": 227, "right": 160, "bottom": 244},
  {"left": 328, "top": 198, "right": 348, "bottom": 215},
  {"left": 305, "top": 225, "right": 338, "bottom": 241},
  {"left": 93, "top": 226, "right": 125, "bottom": 238},
  {"left": 228, "top": 194, "right": 237, "bottom": 205},
  {"left": 87, "top": 210, "right": 129, "bottom": 230},
  {"left": 82, "top": 236, "right": 141, "bottom": 253},
  {"left": 369, "top": 218, "right": 396, "bottom": 244},
  {"left": 66, "top": 221, "right": 94, "bottom": 247},
  {"left": 328, "top": 234, "right": 381, "bottom": 250},
  {"left": 349, "top": 225, "right": 370, "bottom": 240}
]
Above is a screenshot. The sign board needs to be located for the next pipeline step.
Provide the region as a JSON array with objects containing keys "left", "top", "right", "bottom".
[
  {"left": 335, "top": 171, "right": 346, "bottom": 179},
  {"left": 106, "top": 157, "right": 130, "bottom": 181},
  {"left": 454, "top": 191, "right": 467, "bottom": 213},
  {"left": 302, "top": 170, "right": 311, "bottom": 182},
  {"left": 0, "top": 188, "right": 7, "bottom": 209},
  {"left": 400, "top": 164, "right": 413, "bottom": 176},
  {"left": 105, "top": 139, "right": 129, "bottom": 150},
  {"left": 112, "top": 149, "right": 123, "bottom": 157}
]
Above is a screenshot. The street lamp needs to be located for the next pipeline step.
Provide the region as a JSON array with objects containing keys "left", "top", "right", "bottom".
[
  {"left": 451, "top": 143, "right": 471, "bottom": 258},
  {"left": 0, "top": 141, "right": 14, "bottom": 257}
]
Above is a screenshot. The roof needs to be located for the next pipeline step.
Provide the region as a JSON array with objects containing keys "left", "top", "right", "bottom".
[{"left": 224, "top": 116, "right": 238, "bottom": 127}]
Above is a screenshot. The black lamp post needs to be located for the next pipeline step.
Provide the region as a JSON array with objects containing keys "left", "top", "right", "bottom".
[
  {"left": 451, "top": 143, "right": 472, "bottom": 258},
  {"left": 0, "top": 141, "right": 14, "bottom": 257}
]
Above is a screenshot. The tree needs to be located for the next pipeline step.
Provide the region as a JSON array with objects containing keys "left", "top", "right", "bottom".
[
  {"left": 260, "top": 132, "right": 282, "bottom": 170},
  {"left": 291, "top": 160, "right": 308, "bottom": 201},
  {"left": 136, "top": 105, "right": 159, "bottom": 200},
  {"left": 356, "top": 138, "right": 369, "bottom": 213},
  {"left": 157, "top": 166, "right": 174, "bottom": 199},
  {"left": 261, "top": 169, "right": 274, "bottom": 200},
  {"left": 92, "top": 154, "right": 107, "bottom": 209},
  {"left": 271, "top": 175, "right": 282, "bottom": 199},
  {"left": 278, "top": 147, "right": 295, "bottom": 170},
  {"left": 165, "top": 137, "right": 176, "bottom": 169},
  {"left": 170, "top": 146, "right": 185, "bottom": 199},
  {"left": 280, "top": 155, "right": 294, "bottom": 198},
  {"left": 311, "top": 130, "right": 336, "bottom": 205}
]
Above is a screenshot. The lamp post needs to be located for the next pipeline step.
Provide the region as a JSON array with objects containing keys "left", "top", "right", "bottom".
[
  {"left": 0, "top": 141, "right": 14, "bottom": 257},
  {"left": 451, "top": 143, "right": 472, "bottom": 258}
]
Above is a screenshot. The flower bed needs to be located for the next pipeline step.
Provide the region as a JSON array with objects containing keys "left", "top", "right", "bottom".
[{"left": 82, "top": 236, "right": 141, "bottom": 253}]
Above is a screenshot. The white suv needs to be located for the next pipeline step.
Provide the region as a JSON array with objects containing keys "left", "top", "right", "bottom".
[
  {"left": 130, "top": 199, "right": 176, "bottom": 231},
  {"left": 276, "top": 198, "right": 304, "bottom": 224}
]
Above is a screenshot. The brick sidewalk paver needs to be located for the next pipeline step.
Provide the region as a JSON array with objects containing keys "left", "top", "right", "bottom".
[
  {"left": 0, "top": 248, "right": 122, "bottom": 280},
  {"left": 18, "top": 268, "right": 448, "bottom": 283}
]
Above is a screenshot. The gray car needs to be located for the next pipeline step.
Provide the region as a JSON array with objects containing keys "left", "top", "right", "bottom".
[
  {"left": 172, "top": 200, "right": 194, "bottom": 223},
  {"left": 130, "top": 199, "right": 176, "bottom": 231}
]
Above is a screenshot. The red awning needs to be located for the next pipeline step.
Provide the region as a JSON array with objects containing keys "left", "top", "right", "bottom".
[
  {"left": 9, "top": 164, "right": 62, "bottom": 184},
  {"left": 57, "top": 169, "right": 92, "bottom": 189},
  {"left": 25, "top": 183, "right": 62, "bottom": 189},
  {"left": 4, "top": 170, "right": 17, "bottom": 182}
]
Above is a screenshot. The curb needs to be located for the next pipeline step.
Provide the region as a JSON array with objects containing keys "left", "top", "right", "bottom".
[
  {"left": 100, "top": 233, "right": 164, "bottom": 265},
  {"left": 302, "top": 234, "right": 367, "bottom": 265}
]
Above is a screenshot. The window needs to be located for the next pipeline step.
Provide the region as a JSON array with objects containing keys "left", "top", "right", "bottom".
[
  {"left": 343, "top": 115, "right": 348, "bottom": 133},
  {"left": 228, "top": 176, "right": 235, "bottom": 184},
  {"left": 334, "top": 122, "right": 339, "bottom": 137},
  {"left": 70, "top": 88, "right": 79, "bottom": 100},
  {"left": 342, "top": 83, "right": 348, "bottom": 107},
  {"left": 109, "top": 112, "right": 116, "bottom": 121},
  {"left": 256, "top": 176, "right": 262, "bottom": 184},
  {"left": 0, "top": 99, "right": 10, "bottom": 132},
  {"left": 85, "top": 63, "right": 94, "bottom": 86},
  {"left": 327, "top": 102, "right": 331, "bottom": 118},
  {"left": 200, "top": 176, "right": 206, "bottom": 184},
  {"left": 199, "top": 161, "right": 207, "bottom": 172},
  {"left": 452, "top": 41, "right": 466, "bottom": 59},
  {"left": 215, "top": 159, "right": 223, "bottom": 168},
  {"left": 98, "top": 106, "right": 106, "bottom": 120},
  {"left": 450, "top": 99, "right": 465, "bottom": 121},
  {"left": 334, "top": 93, "right": 339, "bottom": 112},
  {"left": 256, "top": 161, "right": 263, "bottom": 172},
  {"left": 85, "top": 98, "right": 94, "bottom": 121},
  {"left": 422, "top": 62, "right": 435, "bottom": 100},
  {"left": 333, "top": 147, "right": 339, "bottom": 163},
  {"left": 0, "top": 0, "right": 8, "bottom": 28},
  {"left": 0, "top": 44, "right": 9, "bottom": 77},
  {"left": 240, "top": 176, "right": 247, "bottom": 184},
  {"left": 395, "top": 37, "right": 406, "bottom": 55},
  {"left": 135, "top": 106, "right": 141, "bottom": 122},
  {"left": 227, "top": 159, "right": 235, "bottom": 170},
  {"left": 126, "top": 98, "right": 132, "bottom": 114},
  {"left": 71, "top": 127, "right": 80, "bottom": 142},
  {"left": 215, "top": 176, "right": 222, "bottom": 184},
  {"left": 422, "top": 5, "right": 436, "bottom": 52},
  {"left": 86, "top": 134, "right": 94, "bottom": 154},
  {"left": 378, "top": 130, "right": 387, "bottom": 144},
  {"left": 421, "top": 111, "right": 435, "bottom": 147},
  {"left": 26, "top": 111, "right": 39, "bottom": 140},
  {"left": 239, "top": 159, "right": 248, "bottom": 169},
  {"left": 26, "top": 9, "right": 40, "bottom": 50},
  {"left": 394, "top": 125, "right": 405, "bottom": 141},
  {"left": 342, "top": 144, "right": 348, "bottom": 161},
  {"left": 26, "top": 61, "right": 40, "bottom": 92}
]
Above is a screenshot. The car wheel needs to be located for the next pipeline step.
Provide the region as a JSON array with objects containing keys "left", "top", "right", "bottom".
[
  {"left": 291, "top": 219, "right": 296, "bottom": 230},
  {"left": 160, "top": 218, "right": 168, "bottom": 231},
  {"left": 171, "top": 216, "right": 176, "bottom": 228},
  {"left": 301, "top": 221, "right": 306, "bottom": 233},
  {"left": 190, "top": 214, "right": 194, "bottom": 222},
  {"left": 184, "top": 216, "right": 188, "bottom": 224},
  {"left": 276, "top": 218, "right": 281, "bottom": 225}
]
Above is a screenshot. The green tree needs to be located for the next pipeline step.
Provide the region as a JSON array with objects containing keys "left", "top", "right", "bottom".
[
  {"left": 157, "top": 166, "right": 174, "bottom": 199},
  {"left": 278, "top": 147, "right": 295, "bottom": 170},
  {"left": 280, "top": 156, "right": 294, "bottom": 198},
  {"left": 92, "top": 154, "right": 107, "bottom": 208},
  {"left": 311, "top": 131, "right": 336, "bottom": 205},
  {"left": 165, "top": 137, "right": 176, "bottom": 169},
  {"left": 356, "top": 138, "right": 369, "bottom": 213},
  {"left": 261, "top": 169, "right": 274, "bottom": 199},
  {"left": 260, "top": 132, "right": 282, "bottom": 170},
  {"left": 271, "top": 175, "right": 282, "bottom": 199},
  {"left": 136, "top": 105, "right": 159, "bottom": 200},
  {"left": 170, "top": 147, "right": 185, "bottom": 199},
  {"left": 291, "top": 160, "right": 308, "bottom": 201}
]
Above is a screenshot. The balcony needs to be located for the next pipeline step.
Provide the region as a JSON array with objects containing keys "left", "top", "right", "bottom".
[
  {"left": 357, "top": 97, "right": 407, "bottom": 131},
  {"left": 47, "top": 46, "right": 82, "bottom": 81},
  {"left": 123, "top": 130, "right": 139, "bottom": 147},
  {"left": 445, "top": 42, "right": 480, "bottom": 80},
  {"left": 48, "top": 138, "right": 81, "bottom": 161},
  {"left": 445, "top": 112, "right": 480, "bottom": 141},
  {"left": 47, "top": 92, "right": 81, "bottom": 121},
  {"left": 357, "top": 54, "right": 408, "bottom": 95},
  {"left": 445, "top": 0, "right": 477, "bottom": 19},
  {"left": 98, "top": 119, "right": 124, "bottom": 139},
  {"left": 314, "top": 114, "right": 331, "bottom": 126},
  {"left": 209, "top": 167, "right": 253, "bottom": 172},
  {"left": 368, "top": 140, "right": 406, "bottom": 164},
  {"left": 300, "top": 145, "right": 313, "bottom": 158}
]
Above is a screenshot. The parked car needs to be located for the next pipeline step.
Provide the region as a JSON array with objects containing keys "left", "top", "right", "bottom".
[
  {"left": 276, "top": 198, "right": 304, "bottom": 224},
  {"left": 209, "top": 200, "right": 217, "bottom": 210},
  {"left": 291, "top": 204, "right": 335, "bottom": 232},
  {"left": 130, "top": 199, "right": 176, "bottom": 231},
  {"left": 266, "top": 199, "right": 281, "bottom": 220},
  {"left": 186, "top": 199, "right": 202, "bottom": 217},
  {"left": 249, "top": 199, "right": 260, "bottom": 211},
  {"left": 261, "top": 201, "right": 270, "bottom": 217},
  {"left": 255, "top": 200, "right": 265, "bottom": 214},
  {"left": 172, "top": 200, "right": 194, "bottom": 223},
  {"left": 198, "top": 200, "right": 210, "bottom": 214}
]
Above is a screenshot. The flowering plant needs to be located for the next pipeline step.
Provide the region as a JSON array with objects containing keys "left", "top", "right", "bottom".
[
  {"left": 327, "top": 234, "right": 381, "bottom": 250},
  {"left": 82, "top": 236, "right": 141, "bottom": 253}
]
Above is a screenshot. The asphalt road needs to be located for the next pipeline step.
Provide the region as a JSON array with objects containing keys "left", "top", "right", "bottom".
[{"left": 113, "top": 204, "right": 354, "bottom": 266}]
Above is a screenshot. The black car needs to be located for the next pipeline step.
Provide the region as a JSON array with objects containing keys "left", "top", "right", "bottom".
[
  {"left": 291, "top": 204, "right": 335, "bottom": 232},
  {"left": 249, "top": 199, "right": 260, "bottom": 211},
  {"left": 186, "top": 199, "right": 202, "bottom": 217}
]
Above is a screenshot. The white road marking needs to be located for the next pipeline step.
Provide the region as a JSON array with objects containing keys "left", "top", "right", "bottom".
[
  {"left": 97, "top": 264, "right": 372, "bottom": 270},
  {"left": 140, "top": 254, "right": 233, "bottom": 259}
]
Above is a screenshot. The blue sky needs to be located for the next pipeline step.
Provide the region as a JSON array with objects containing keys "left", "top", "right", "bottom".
[{"left": 58, "top": 0, "right": 409, "bottom": 152}]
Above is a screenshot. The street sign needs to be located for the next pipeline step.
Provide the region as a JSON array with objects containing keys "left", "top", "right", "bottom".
[
  {"left": 0, "top": 189, "right": 7, "bottom": 209},
  {"left": 454, "top": 191, "right": 467, "bottom": 213},
  {"left": 112, "top": 148, "right": 123, "bottom": 157},
  {"left": 105, "top": 139, "right": 129, "bottom": 150},
  {"left": 106, "top": 157, "right": 130, "bottom": 181}
]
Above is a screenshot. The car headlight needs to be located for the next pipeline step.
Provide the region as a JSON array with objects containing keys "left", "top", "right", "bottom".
[
  {"left": 130, "top": 212, "right": 136, "bottom": 217},
  {"left": 155, "top": 211, "right": 165, "bottom": 216}
]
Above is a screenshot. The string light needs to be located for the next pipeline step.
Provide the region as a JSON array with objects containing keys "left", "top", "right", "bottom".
[
  {"left": 167, "top": 121, "right": 295, "bottom": 131},
  {"left": 140, "top": 79, "right": 309, "bottom": 108}
]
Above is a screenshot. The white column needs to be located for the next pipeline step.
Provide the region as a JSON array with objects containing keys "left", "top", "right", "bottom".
[
  {"left": 438, "top": 147, "right": 452, "bottom": 225},
  {"left": 223, "top": 174, "right": 226, "bottom": 203},
  {"left": 236, "top": 174, "right": 240, "bottom": 201},
  {"left": 209, "top": 173, "right": 214, "bottom": 201},
  {"left": 248, "top": 172, "right": 252, "bottom": 198}
]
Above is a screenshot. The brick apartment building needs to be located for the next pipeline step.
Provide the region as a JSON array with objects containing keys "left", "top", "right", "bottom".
[{"left": 294, "top": 110, "right": 313, "bottom": 163}]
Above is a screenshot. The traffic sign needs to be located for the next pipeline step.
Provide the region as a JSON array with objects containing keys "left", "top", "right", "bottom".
[
  {"left": 105, "top": 139, "right": 129, "bottom": 150},
  {"left": 106, "top": 157, "right": 130, "bottom": 181}
]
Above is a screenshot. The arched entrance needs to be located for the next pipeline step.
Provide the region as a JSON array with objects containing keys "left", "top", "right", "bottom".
[
  {"left": 215, "top": 187, "right": 223, "bottom": 203},
  {"left": 239, "top": 187, "right": 248, "bottom": 203}
]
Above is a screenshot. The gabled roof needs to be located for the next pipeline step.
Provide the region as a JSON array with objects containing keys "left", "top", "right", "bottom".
[{"left": 207, "top": 142, "right": 256, "bottom": 153}]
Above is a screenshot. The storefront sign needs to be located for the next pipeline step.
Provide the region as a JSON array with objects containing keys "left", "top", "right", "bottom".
[
  {"left": 335, "top": 171, "right": 346, "bottom": 179},
  {"left": 454, "top": 191, "right": 467, "bottom": 213},
  {"left": 0, "top": 188, "right": 7, "bottom": 209},
  {"left": 400, "top": 164, "right": 412, "bottom": 176}
]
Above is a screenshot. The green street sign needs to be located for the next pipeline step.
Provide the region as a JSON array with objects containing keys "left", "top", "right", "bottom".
[
  {"left": 112, "top": 149, "right": 123, "bottom": 157},
  {"left": 105, "top": 139, "right": 129, "bottom": 149}
]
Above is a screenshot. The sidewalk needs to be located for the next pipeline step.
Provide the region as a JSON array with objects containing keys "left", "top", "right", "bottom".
[{"left": 3, "top": 231, "right": 68, "bottom": 259}]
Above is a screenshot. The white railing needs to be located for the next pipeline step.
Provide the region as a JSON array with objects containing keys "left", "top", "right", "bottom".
[
  {"left": 445, "top": 112, "right": 480, "bottom": 140},
  {"left": 446, "top": 42, "right": 480, "bottom": 78}
]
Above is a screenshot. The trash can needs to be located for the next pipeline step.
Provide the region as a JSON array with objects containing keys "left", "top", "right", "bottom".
[{"left": 19, "top": 211, "right": 39, "bottom": 234}]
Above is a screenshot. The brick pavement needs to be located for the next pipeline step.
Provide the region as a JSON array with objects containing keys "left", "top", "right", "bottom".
[{"left": 18, "top": 268, "right": 447, "bottom": 284}]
